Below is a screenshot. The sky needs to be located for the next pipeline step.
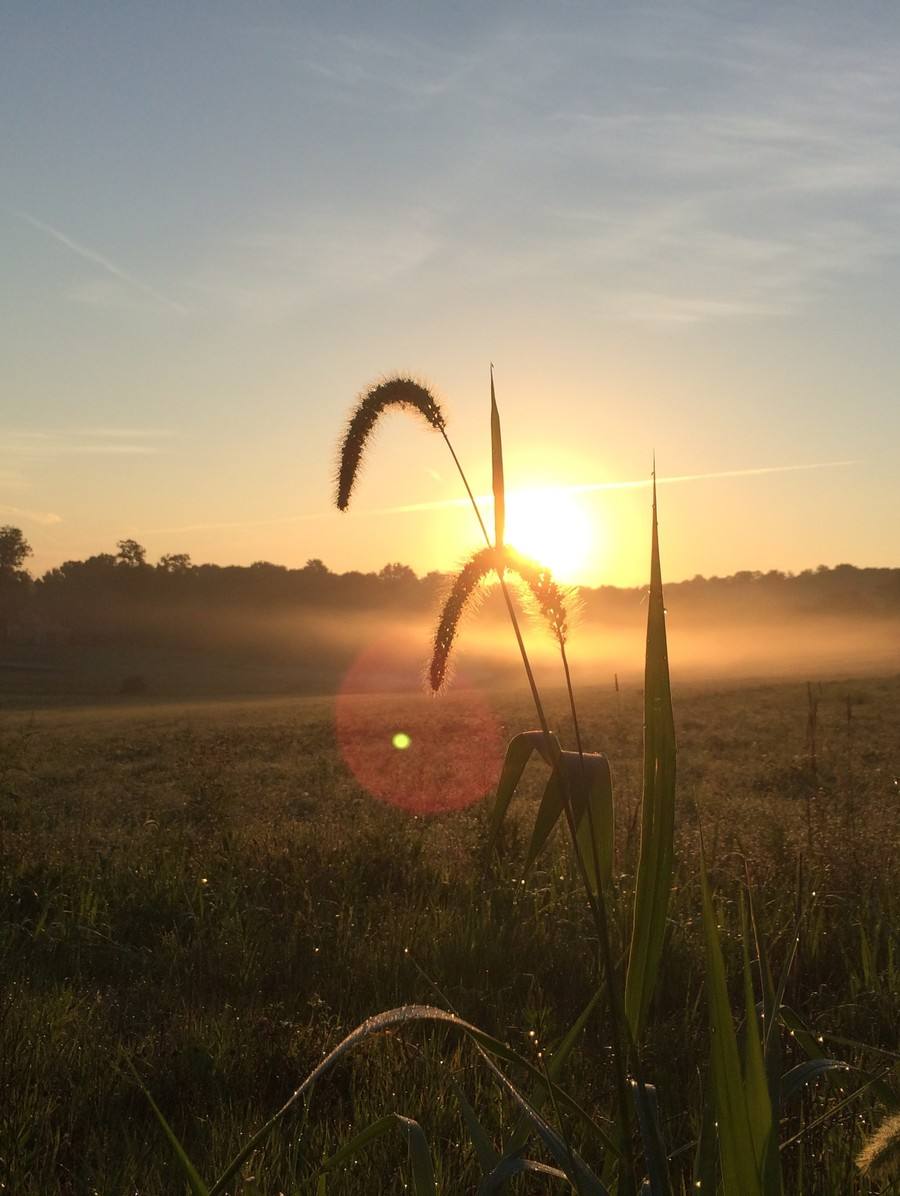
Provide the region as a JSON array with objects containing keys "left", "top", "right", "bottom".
[{"left": 2, "top": 1, "right": 899, "bottom": 587}]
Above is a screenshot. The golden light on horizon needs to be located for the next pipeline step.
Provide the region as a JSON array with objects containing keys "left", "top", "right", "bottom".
[{"left": 503, "top": 487, "right": 595, "bottom": 585}]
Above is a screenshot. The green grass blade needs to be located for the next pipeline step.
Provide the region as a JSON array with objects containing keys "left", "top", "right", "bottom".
[
  {"left": 210, "top": 1006, "right": 471, "bottom": 1194},
  {"left": 524, "top": 748, "right": 611, "bottom": 881},
  {"left": 321, "top": 1114, "right": 403, "bottom": 1171},
  {"left": 490, "top": 368, "right": 504, "bottom": 548},
  {"left": 210, "top": 1004, "right": 612, "bottom": 1196},
  {"left": 781, "top": 1059, "right": 852, "bottom": 1103},
  {"left": 400, "top": 1114, "right": 437, "bottom": 1195},
  {"left": 478, "top": 1156, "right": 569, "bottom": 1192},
  {"left": 745, "top": 881, "right": 783, "bottom": 1114},
  {"left": 454, "top": 1081, "right": 500, "bottom": 1173},
  {"left": 692, "top": 1072, "right": 718, "bottom": 1194},
  {"left": 124, "top": 1056, "right": 210, "bottom": 1196},
  {"left": 625, "top": 470, "right": 676, "bottom": 1041},
  {"left": 570, "top": 752, "right": 614, "bottom": 895},
  {"left": 525, "top": 768, "right": 565, "bottom": 871},
  {"left": 699, "top": 849, "right": 763, "bottom": 1196},
  {"left": 631, "top": 1081, "right": 672, "bottom": 1196},
  {"left": 507, "top": 988, "right": 603, "bottom": 1155},
  {"left": 321, "top": 1113, "right": 435, "bottom": 1195},
  {"left": 740, "top": 899, "right": 781, "bottom": 1194},
  {"left": 487, "top": 731, "right": 550, "bottom": 856},
  {"left": 467, "top": 1026, "right": 619, "bottom": 1157},
  {"left": 474, "top": 1044, "right": 610, "bottom": 1194}
]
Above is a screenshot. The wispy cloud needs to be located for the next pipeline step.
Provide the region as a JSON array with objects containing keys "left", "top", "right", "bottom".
[
  {"left": 19, "top": 213, "right": 188, "bottom": 315},
  {"left": 0, "top": 429, "right": 171, "bottom": 460},
  {"left": 0, "top": 503, "right": 62, "bottom": 527},
  {"left": 188, "top": 208, "right": 439, "bottom": 318}
]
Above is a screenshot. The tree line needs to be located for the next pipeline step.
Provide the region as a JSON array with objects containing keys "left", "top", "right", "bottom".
[{"left": 1, "top": 524, "right": 899, "bottom": 651}]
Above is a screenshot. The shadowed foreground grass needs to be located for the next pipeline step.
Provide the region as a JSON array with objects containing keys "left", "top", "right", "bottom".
[{"left": 1, "top": 676, "right": 898, "bottom": 1193}]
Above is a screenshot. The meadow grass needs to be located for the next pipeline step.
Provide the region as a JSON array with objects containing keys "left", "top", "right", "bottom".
[
  {"left": 3, "top": 375, "right": 898, "bottom": 1193},
  {"left": 1, "top": 676, "right": 898, "bottom": 1192}
]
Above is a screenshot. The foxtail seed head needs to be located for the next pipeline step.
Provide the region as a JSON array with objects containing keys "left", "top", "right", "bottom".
[
  {"left": 857, "top": 1112, "right": 900, "bottom": 1184},
  {"left": 336, "top": 376, "right": 446, "bottom": 511},
  {"left": 430, "top": 545, "right": 570, "bottom": 691}
]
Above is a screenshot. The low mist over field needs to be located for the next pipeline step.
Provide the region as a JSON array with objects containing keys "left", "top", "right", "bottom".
[{"left": 2, "top": 551, "right": 898, "bottom": 702}]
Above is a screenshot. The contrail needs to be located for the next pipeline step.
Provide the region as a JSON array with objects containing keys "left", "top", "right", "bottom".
[
  {"left": 138, "top": 458, "right": 857, "bottom": 537},
  {"left": 19, "top": 213, "right": 188, "bottom": 315},
  {"left": 358, "top": 458, "right": 860, "bottom": 516}
]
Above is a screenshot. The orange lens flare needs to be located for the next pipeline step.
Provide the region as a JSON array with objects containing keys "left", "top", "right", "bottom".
[{"left": 335, "top": 636, "right": 504, "bottom": 814}]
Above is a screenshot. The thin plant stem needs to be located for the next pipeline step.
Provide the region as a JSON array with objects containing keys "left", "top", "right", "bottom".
[
  {"left": 561, "top": 640, "right": 643, "bottom": 1124},
  {"left": 540, "top": 1046, "right": 585, "bottom": 1196},
  {"left": 440, "top": 421, "right": 638, "bottom": 1193}
]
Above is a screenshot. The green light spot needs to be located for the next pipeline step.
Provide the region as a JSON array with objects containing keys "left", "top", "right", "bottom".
[{"left": 392, "top": 732, "right": 412, "bottom": 750}]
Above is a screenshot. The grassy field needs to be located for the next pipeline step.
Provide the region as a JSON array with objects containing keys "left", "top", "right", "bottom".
[{"left": 1, "top": 674, "right": 898, "bottom": 1193}]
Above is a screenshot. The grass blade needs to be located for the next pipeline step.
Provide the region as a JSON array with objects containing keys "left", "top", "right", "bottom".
[
  {"left": 321, "top": 1114, "right": 403, "bottom": 1171},
  {"left": 124, "top": 1056, "right": 210, "bottom": 1196},
  {"left": 781, "top": 1059, "right": 852, "bottom": 1103},
  {"left": 402, "top": 1115, "right": 437, "bottom": 1195},
  {"left": 525, "top": 768, "right": 565, "bottom": 871},
  {"left": 625, "top": 468, "right": 676, "bottom": 1041},
  {"left": 570, "top": 753, "right": 614, "bottom": 896},
  {"left": 699, "top": 847, "right": 763, "bottom": 1196},
  {"left": 209, "top": 1004, "right": 612, "bottom": 1196},
  {"left": 322, "top": 1113, "right": 435, "bottom": 1195},
  {"left": 487, "top": 730, "right": 553, "bottom": 857},
  {"left": 506, "top": 988, "right": 604, "bottom": 1155},
  {"left": 474, "top": 1044, "right": 610, "bottom": 1194},
  {"left": 631, "top": 1080, "right": 672, "bottom": 1195},
  {"left": 740, "top": 899, "right": 781, "bottom": 1194},
  {"left": 524, "top": 751, "right": 613, "bottom": 892},
  {"left": 455, "top": 1082, "right": 500, "bottom": 1174},
  {"left": 478, "top": 1156, "right": 569, "bottom": 1192},
  {"left": 490, "top": 367, "right": 504, "bottom": 548},
  {"left": 692, "top": 1071, "right": 718, "bottom": 1194}
]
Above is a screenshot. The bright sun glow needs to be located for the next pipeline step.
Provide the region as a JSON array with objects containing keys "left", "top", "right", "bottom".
[{"left": 502, "top": 487, "right": 595, "bottom": 584}]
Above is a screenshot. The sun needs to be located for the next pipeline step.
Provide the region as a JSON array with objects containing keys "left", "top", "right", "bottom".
[{"left": 503, "top": 487, "right": 594, "bottom": 584}]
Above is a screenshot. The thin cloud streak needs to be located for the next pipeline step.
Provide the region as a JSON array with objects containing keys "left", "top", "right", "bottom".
[
  {"left": 19, "top": 213, "right": 188, "bottom": 315},
  {"left": 365, "top": 459, "right": 859, "bottom": 515},
  {"left": 139, "top": 459, "right": 857, "bottom": 537},
  {"left": 0, "top": 503, "right": 63, "bottom": 527}
]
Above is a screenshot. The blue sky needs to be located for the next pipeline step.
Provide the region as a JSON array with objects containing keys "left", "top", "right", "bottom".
[{"left": 3, "top": 2, "right": 899, "bottom": 584}]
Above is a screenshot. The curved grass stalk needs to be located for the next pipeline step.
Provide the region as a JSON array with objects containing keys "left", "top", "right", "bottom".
[
  {"left": 335, "top": 377, "right": 445, "bottom": 511},
  {"left": 429, "top": 545, "right": 568, "bottom": 692},
  {"left": 334, "top": 369, "right": 639, "bottom": 1191}
]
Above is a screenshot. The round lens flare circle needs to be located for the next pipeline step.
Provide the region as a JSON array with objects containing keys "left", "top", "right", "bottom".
[
  {"left": 335, "top": 637, "right": 504, "bottom": 814},
  {"left": 503, "top": 488, "right": 593, "bottom": 584}
]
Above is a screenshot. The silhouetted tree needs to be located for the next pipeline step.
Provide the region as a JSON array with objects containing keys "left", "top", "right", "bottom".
[
  {"left": 379, "top": 562, "right": 417, "bottom": 584},
  {"left": 0, "top": 526, "right": 33, "bottom": 641},
  {"left": 0, "top": 526, "right": 32, "bottom": 574},
  {"left": 116, "top": 539, "right": 147, "bottom": 568},
  {"left": 158, "top": 553, "right": 193, "bottom": 573}
]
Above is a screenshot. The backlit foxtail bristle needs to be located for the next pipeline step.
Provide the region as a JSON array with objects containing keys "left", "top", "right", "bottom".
[
  {"left": 857, "top": 1112, "right": 900, "bottom": 1184},
  {"left": 429, "top": 546, "right": 572, "bottom": 691},
  {"left": 505, "top": 547, "right": 570, "bottom": 646},
  {"left": 335, "top": 376, "right": 446, "bottom": 511},
  {"left": 430, "top": 547, "right": 497, "bottom": 692}
]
